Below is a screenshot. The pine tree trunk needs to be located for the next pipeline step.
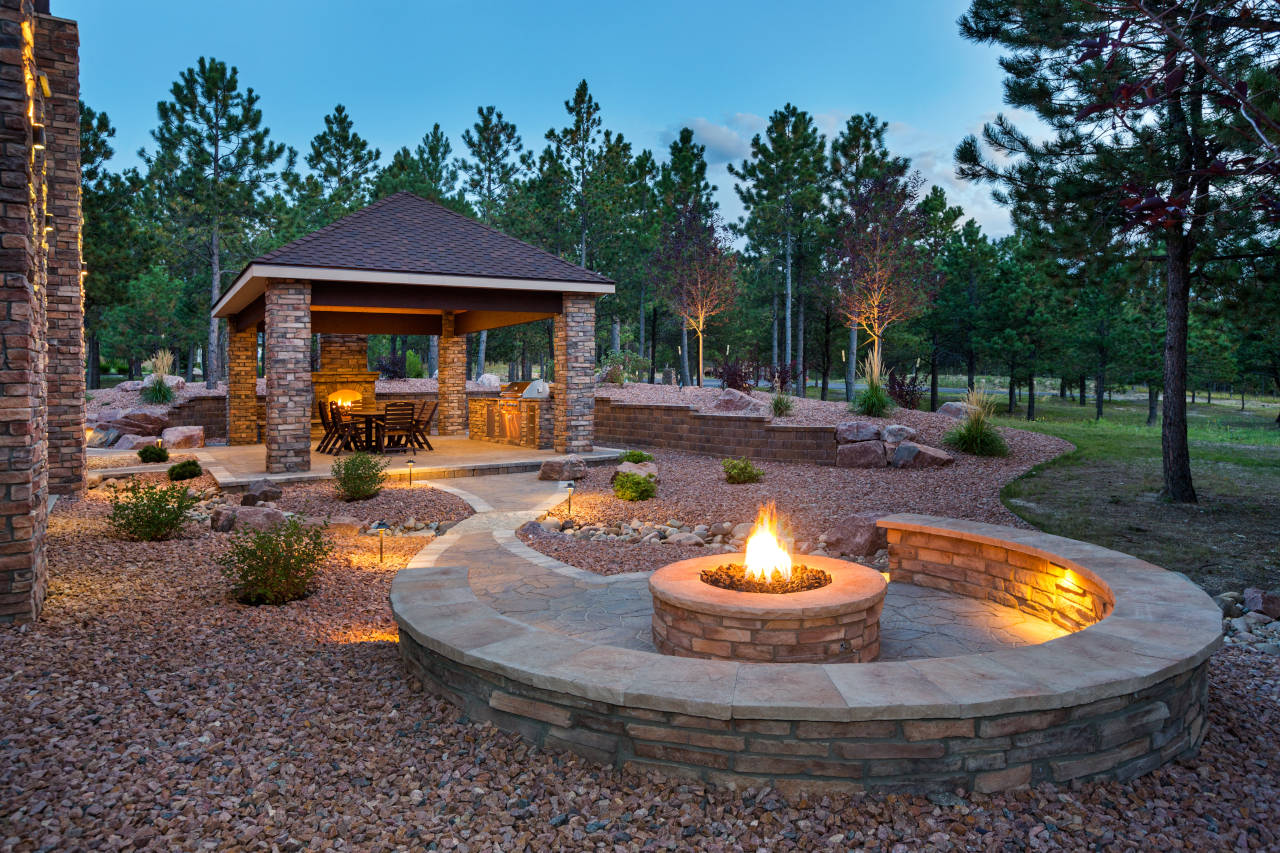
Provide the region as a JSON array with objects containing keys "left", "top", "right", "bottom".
[
  {"left": 1008, "top": 374, "right": 1016, "bottom": 414},
  {"left": 508, "top": 360, "right": 516, "bottom": 382},
  {"left": 1059, "top": 377, "right": 1067, "bottom": 398},
  {"left": 695, "top": 328, "right": 704, "bottom": 388},
  {"left": 784, "top": 230, "right": 793, "bottom": 372},
  {"left": 1078, "top": 374, "right": 1087, "bottom": 406},
  {"left": 1095, "top": 366, "right": 1104, "bottom": 421},
  {"left": 428, "top": 336, "right": 438, "bottom": 377},
  {"left": 649, "top": 305, "right": 658, "bottom": 384},
  {"left": 86, "top": 332, "right": 100, "bottom": 389},
  {"left": 771, "top": 291, "right": 779, "bottom": 371},
  {"left": 207, "top": 222, "right": 221, "bottom": 389},
  {"left": 477, "top": 330, "right": 487, "bottom": 377},
  {"left": 1161, "top": 235, "right": 1197, "bottom": 502},
  {"left": 1206, "top": 385, "right": 1212, "bottom": 405},
  {"left": 638, "top": 283, "right": 646, "bottom": 364},
  {"left": 609, "top": 317, "right": 620, "bottom": 354},
  {"left": 846, "top": 326, "right": 857, "bottom": 403},
  {"left": 1026, "top": 374, "right": 1035, "bottom": 421},
  {"left": 796, "top": 291, "right": 805, "bottom": 397},
  {"left": 1147, "top": 384, "right": 1159, "bottom": 426},
  {"left": 679, "top": 323, "right": 692, "bottom": 386},
  {"left": 966, "top": 352, "right": 976, "bottom": 392},
  {"left": 930, "top": 351, "right": 939, "bottom": 412},
  {"left": 186, "top": 341, "right": 196, "bottom": 381}
]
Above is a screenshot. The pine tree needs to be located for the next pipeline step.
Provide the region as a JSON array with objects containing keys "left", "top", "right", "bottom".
[
  {"left": 143, "top": 57, "right": 286, "bottom": 388},
  {"left": 371, "top": 124, "right": 468, "bottom": 212},
  {"left": 458, "top": 106, "right": 523, "bottom": 224},
  {"left": 546, "top": 80, "right": 603, "bottom": 267}
]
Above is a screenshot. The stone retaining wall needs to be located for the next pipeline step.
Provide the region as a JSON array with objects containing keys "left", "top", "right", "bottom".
[
  {"left": 392, "top": 514, "right": 1222, "bottom": 793},
  {"left": 595, "top": 398, "right": 835, "bottom": 464}
]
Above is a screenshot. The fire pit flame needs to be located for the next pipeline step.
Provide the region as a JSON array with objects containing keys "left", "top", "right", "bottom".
[{"left": 742, "top": 503, "right": 792, "bottom": 585}]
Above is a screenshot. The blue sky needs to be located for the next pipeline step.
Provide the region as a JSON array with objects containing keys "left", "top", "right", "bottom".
[{"left": 63, "top": 0, "right": 1032, "bottom": 235}]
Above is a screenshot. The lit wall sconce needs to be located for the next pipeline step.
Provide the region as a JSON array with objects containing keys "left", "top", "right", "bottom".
[
  {"left": 42, "top": 213, "right": 53, "bottom": 234},
  {"left": 32, "top": 125, "right": 45, "bottom": 151}
]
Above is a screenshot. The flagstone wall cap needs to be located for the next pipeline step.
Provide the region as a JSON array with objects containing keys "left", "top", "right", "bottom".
[{"left": 391, "top": 517, "right": 1223, "bottom": 722}]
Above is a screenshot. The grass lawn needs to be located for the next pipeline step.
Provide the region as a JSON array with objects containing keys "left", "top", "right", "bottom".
[{"left": 983, "top": 394, "right": 1280, "bottom": 596}]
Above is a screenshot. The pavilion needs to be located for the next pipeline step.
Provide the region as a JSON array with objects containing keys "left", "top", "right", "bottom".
[{"left": 211, "top": 192, "right": 614, "bottom": 473}]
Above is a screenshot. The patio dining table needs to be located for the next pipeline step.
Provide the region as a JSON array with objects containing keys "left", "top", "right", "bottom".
[{"left": 343, "top": 404, "right": 386, "bottom": 453}]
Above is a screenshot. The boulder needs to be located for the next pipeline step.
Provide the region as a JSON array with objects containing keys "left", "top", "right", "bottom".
[
  {"left": 117, "top": 380, "right": 143, "bottom": 392},
  {"left": 160, "top": 425, "right": 204, "bottom": 449},
  {"left": 107, "top": 409, "right": 170, "bottom": 435},
  {"left": 87, "top": 427, "right": 122, "bottom": 448},
  {"left": 731, "top": 522, "right": 754, "bottom": 541},
  {"left": 538, "top": 454, "right": 587, "bottom": 480},
  {"left": 667, "top": 531, "right": 706, "bottom": 546},
  {"left": 936, "top": 401, "right": 974, "bottom": 420},
  {"left": 143, "top": 373, "right": 185, "bottom": 392},
  {"left": 114, "top": 434, "right": 159, "bottom": 451},
  {"left": 241, "top": 479, "right": 284, "bottom": 506},
  {"left": 882, "top": 424, "right": 918, "bottom": 444},
  {"left": 710, "top": 388, "right": 765, "bottom": 413},
  {"left": 539, "top": 519, "right": 562, "bottom": 535},
  {"left": 518, "top": 520, "right": 556, "bottom": 539},
  {"left": 835, "top": 421, "right": 882, "bottom": 443},
  {"left": 835, "top": 440, "right": 889, "bottom": 468},
  {"left": 1244, "top": 587, "right": 1280, "bottom": 619},
  {"left": 475, "top": 373, "right": 502, "bottom": 388},
  {"left": 210, "top": 506, "right": 237, "bottom": 533},
  {"left": 92, "top": 408, "right": 123, "bottom": 425},
  {"left": 819, "top": 512, "right": 889, "bottom": 557},
  {"left": 610, "top": 461, "right": 660, "bottom": 483},
  {"left": 1213, "top": 593, "right": 1244, "bottom": 618},
  {"left": 890, "top": 441, "right": 954, "bottom": 469},
  {"left": 233, "top": 506, "right": 288, "bottom": 531}
]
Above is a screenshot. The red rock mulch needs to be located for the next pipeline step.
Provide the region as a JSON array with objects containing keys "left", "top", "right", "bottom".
[
  {"left": 0, "top": 490, "right": 1275, "bottom": 850},
  {"left": 274, "top": 480, "right": 474, "bottom": 526}
]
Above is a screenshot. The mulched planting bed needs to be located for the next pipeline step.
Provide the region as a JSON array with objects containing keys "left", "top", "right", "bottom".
[
  {"left": 274, "top": 480, "right": 474, "bottom": 525},
  {"left": 700, "top": 562, "right": 831, "bottom": 594},
  {"left": 516, "top": 530, "right": 709, "bottom": 576},
  {"left": 1, "top": 489, "right": 1276, "bottom": 850}
]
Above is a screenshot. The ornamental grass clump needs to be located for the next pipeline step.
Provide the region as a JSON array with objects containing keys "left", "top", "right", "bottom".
[
  {"left": 618, "top": 449, "right": 653, "bottom": 463},
  {"left": 770, "top": 393, "right": 794, "bottom": 417},
  {"left": 108, "top": 479, "right": 200, "bottom": 541},
  {"left": 141, "top": 348, "right": 176, "bottom": 405},
  {"left": 137, "top": 444, "right": 169, "bottom": 464},
  {"left": 167, "top": 459, "right": 202, "bottom": 481},
  {"left": 331, "top": 452, "right": 388, "bottom": 501},
  {"left": 944, "top": 387, "right": 1009, "bottom": 457},
  {"left": 722, "top": 457, "right": 764, "bottom": 484},
  {"left": 218, "top": 517, "right": 332, "bottom": 606},
  {"left": 853, "top": 348, "right": 893, "bottom": 417},
  {"left": 612, "top": 471, "right": 656, "bottom": 501}
]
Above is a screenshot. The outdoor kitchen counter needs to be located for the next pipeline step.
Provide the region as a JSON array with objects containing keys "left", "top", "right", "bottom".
[{"left": 468, "top": 396, "right": 554, "bottom": 449}]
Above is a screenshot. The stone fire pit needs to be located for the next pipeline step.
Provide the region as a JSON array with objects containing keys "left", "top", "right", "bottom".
[{"left": 649, "top": 553, "right": 887, "bottom": 663}]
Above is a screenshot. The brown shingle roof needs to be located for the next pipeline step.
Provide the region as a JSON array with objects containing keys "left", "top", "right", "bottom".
[{"left": 248, "top": 191, "right": 612, "bottom": 285}]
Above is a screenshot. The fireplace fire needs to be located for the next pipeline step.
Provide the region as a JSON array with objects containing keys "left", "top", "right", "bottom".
[{"left": 327, "top": 389, "right": 362, "bottom": 409}]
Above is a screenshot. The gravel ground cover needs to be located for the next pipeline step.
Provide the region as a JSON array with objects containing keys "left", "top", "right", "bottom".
[
  {"left": 2, "top": 488, "right": 1276, "bottom": 850},
  {"left": 86, "top": 453, "right": 198, "bottom": 471},
  {"left": 274, "top": 481, "right": 475, "bottom": 527},
  {"left": 516, "top": 531, "right": 710, "bottom": 576}
]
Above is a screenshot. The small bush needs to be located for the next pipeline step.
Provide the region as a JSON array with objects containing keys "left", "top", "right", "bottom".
[
  {"left": 612, "top": 471, "right": 656, "bottom": 501},
  {"left": 374, "top": 353, "right": 406, "bottom": 379},
  {"left": 618, "top": 450, "right": 653, "bottom": 463},
  {"left": 218, "top": 517, "right": 332, "bottom": 606},
  {"left": 771, "top": 393, "right": 794, "bottom": 417},
  {"left": 601, "top": 350, "right": 651, "bottom": 384},
  {"left": 715, "top": 358, "right": 755, "bottom": 394},
  {"left": 722, "top": 457, "right": 763, "bottom": 484},
  {"left": 141, "top": 381, "right": 174, "bottom": 405},
  {"left": 167, "top": 459, "right": 202, "bottom": 481},
  {"left": 943, "top": 388, "right": 1009, "bottom": 457},
  {"left": 331, "top": 452, "right": 388, "bottom": 501},
  {"left": 405, "top": 349, "right": 424, "bottom": 378},
  {"left": 887, "top": 363, "right": 925, "bottom": 410},
  {"left": 853, "top": 348, "right": 894, "bottom": 417},
  {"left": 108, "top": 480, "right": 200, "bottom": 541},
  {"left": 137, "top": 444, "right": 169, "bottom": 463}
]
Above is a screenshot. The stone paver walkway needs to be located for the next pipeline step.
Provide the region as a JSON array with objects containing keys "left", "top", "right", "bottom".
[{"left": 419, "top": 472, "right": 1067, "bottom": 661}]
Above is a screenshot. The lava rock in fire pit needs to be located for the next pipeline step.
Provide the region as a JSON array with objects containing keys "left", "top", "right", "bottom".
[{"left": 699, "top": 563, "right": 832, "bottom": 594}]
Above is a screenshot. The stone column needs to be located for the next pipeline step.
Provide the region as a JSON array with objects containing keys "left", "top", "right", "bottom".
[
  {"left": 36, "top": 13, "right": 83, "bottom": 496},
  {"left": 226, "top": 325, "right": 258, "bottom": 445},
  {"left": 264, "top": 280, "right": 312, "bottom": 472},
  {"left": 437, "top": 312, "right": 467, "bottom": 435},
  {"left": 553, "top": 294, "right": 596, "bottom": 453}
]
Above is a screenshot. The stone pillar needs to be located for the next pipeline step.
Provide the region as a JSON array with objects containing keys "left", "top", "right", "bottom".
[
  {"left": 553, "top": 294, "right": 596, "bottom": 453},
  {"left": 437, "top": 312, "right": 467, "bottom": 435},
  {"left": 227, "top": 325, "right": 258, "bottom": 445},
  {"left": 264, "top": 280, "right": 312, "bottom": 472},
  {"left": 36, "top": 14, "right": 82, "bottom": 496},
  {"left": 0, "top": 1, "right": 53, "bottom": 623}
]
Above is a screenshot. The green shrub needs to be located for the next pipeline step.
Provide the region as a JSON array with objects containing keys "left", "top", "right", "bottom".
[
  {"left": 771, "top": 393, "right": 794, "bottom": 417},
  {"left": 612, "top": 471, "right": 656, "bottom": 501},
  {"left": 943, "top": 388, "right": 1009, "bottom": 457},
  {"left": 853, "top": 348, "right": 893, "bottom": 417},
  {"left": 218, "top": 517, "right": 332, "bottom": 606},
  {"left": 167, "top": 459, "right": 202, "bottom": 481},
  {"left": 331, "top": 452, "right": 388, "bottom": 501},
  {"left": 108, "top": 480, "right": 200, "bottom": 541},
  {"left": 722, "top": 457, "right": 763, "bottom": 484},
  {"left": 405, "top": 349, "right": 424, "bottom": 378},
  {"left": 618, "top": 449, "right": 653, "bottom": 464},
  {"left": 141, "top": 381, "right": 175, "bottom": 405},
  {"left": 601, "top": 350, "right": 651, "bottom": 384},
  {"left": 137, "top": 444, "right": 169, "bottom": 464}
]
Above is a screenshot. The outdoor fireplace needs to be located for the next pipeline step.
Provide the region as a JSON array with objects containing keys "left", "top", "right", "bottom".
[{"left": 649, "top": 504, "right": 887, "bottom": 663}]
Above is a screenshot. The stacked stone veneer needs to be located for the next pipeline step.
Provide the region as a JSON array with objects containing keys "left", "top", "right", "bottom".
[
  {"left": 885, "top": 526, "right": 1113, "bottom": 633},
  {"left": 393, "top": 514, "right": 1220, "bottom": 793},
  {"left": 467, "top": 397, "right": 554, "bottom": 449},
  {"left": 437, "top": 312, "right": 466, "bottom": 435},
  {"left": 226, "top": 326, "right": 258, "bottom": 445},
  {"left": 595, "top": 399, "right": 834, "bottom": 464},
  {"left": 263, "top": 280, "right": 311, "bottom": 473},
  {"left": 553, "top": 294, "right": 595, "bottom": 453},
  {"left": 0, "top": 2, "right": 82, "bottom": 623}
]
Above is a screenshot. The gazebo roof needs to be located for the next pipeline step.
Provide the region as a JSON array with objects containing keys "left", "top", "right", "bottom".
[{"left": 212, "top": 192, "right": 613, "bottom": 318}]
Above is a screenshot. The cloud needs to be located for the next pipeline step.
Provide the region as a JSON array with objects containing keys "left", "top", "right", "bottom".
[{"left": 661, "top": 113, "right": 767, "bottom": 165}]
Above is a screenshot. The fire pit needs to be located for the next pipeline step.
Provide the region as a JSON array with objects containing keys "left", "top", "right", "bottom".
[{"left": 649, "top": 505, "right": 887, "bottom": 663}]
